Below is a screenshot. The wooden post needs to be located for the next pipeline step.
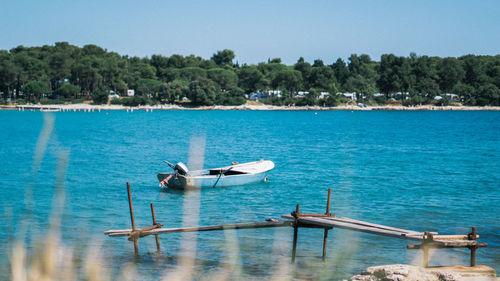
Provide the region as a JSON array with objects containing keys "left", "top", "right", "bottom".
[
  {"left": 322, "top": 188, "right": 332, "bottom": 261},
  {"left": 322, "top": 228, "right": 329, "bottom": 262},
  {"left": 292, "top": 204, "right": 300, "bottom": 263},
  {"left": 470, "top": 227, "right": 477, "bottom": 267},
  {"left": 423, "top": 246, "right": 429, "bottom": 267},
  {"left": 150, "top": 203, "right": 161, "bottom": 252},
  {"left": 422, "top": 232, "right": 432, "bottom": 267},
  {"left": 127, "top": 182, "right": 138, "bottom": 254},
  {"left": 325, "top": 188, "right": 331, "bottom": 215}
]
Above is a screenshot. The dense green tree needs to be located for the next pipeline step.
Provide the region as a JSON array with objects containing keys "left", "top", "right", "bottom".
[
  {"left": 411, "top": 56, "right": 440, "bottom": 97},
  {"left": 237, "top": 65, "right": 265, "bottom": 93},
  {"left": 258, "top": 62, "right": 287, "bottom": 77},
  {"left": 348, "top": 54, "right": 378, "bottom": 98},
  {"left": 92, "top": 88, "right": 109, "bottom": 104},
  {"left": 207, "top": 68, "right": 238, "bottom": 90},
  {"left": 184, "top": 54, "right": 204, "bottom": 67},
  {"left": 438, "top": 58, "right": 464, "bottom": 92},
  {"left": 476, "top": 84, "right": 500, "bottom": 105},
  {"left": 332, "top": 58, "right": 349, "bottom": 87},
  {"left": 71, "top": 56, "right": 102, "bottom": 96},
  {"left": 1, "top": 42, "right": 499, "bottom": 106},
  {"left": 131, "top": 60, "right": 156, "bottom": 80},
  {"left": 135, "top": 78, "right": 162, "bottom": 98},
  {"left": 271, "top": 69, "right": 302, "bottom": 96},
  {"left": 377, "top": 54, "right": 412, "bottom": 98},
  {"left": 296, "top": 89, "right": 319, "bottom": 106},
  {"left": 308, "top": 65, "right": 336, "bottom": 91},
  {"left": 22, "top": 80, "right": 50, "bottom": 100},
  {"left": 0, "top": 50, "right": 16, "bottom": 99},
  {"left": 215, "top": 86, "right": 246, "bottom": 105},
  {"left": 485, "top": 58, "right": 500, "bottom": 88},
  {"left": 158, "top": 79, "right": 188, "bottom": 102},
  {"left": 378, "top": 54, "right": 400, "bottom": 95},
  {"left": 175, "top": 67, "right": 207, "bottom": 81},
  {"left": 167, "top": 54, "right": 185, "bottom": 68},
  {"left": 188, "top": 79, "right": 219, "bottom": 105},
  {"left": 48, "top": 42, "right": 79, "bottom": 90},
  {"left": 461, "top": 55, "right": 484, "bottom": 88},
  {"left": 56, "top": 83, "right": 80, "bottom": 98},
  {"left": 416, "top": 78, "right": 440, "bottom": 101},
  {"left": 293, "top": 58, "right": 312, "bottom": 89},
  {"left": 211, "top": 49, "right": 235, "bottom": 66}
]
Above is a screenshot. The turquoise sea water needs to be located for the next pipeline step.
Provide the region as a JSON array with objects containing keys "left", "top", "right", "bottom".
[{"left": 0, "top": 110, "right": 499, "bottom": 280}]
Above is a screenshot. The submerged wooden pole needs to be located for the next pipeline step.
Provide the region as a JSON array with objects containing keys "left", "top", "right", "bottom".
[
  {"left": 150, "top": 203, "right": 161, "bottom": 252},
  {"left": 292, "top": 204, "right": 300, "bottom": 263},
  {"left": 322, "top": 229, "right": 329, "bottom": 261},
  {"left": 423, "top": 246, "right": 429, "bottom": 267},
  {"left": 322, "top": 188, "right": 332, "bottom": 261},
  {"left": 470, "top": 227, "right": 477, "bottom": 267},
  {"left": 422, "top": 232, "right": 433, "bottom": 267},
  {"left": 127, "top": 182, "right": 138, "bottom": 254}
]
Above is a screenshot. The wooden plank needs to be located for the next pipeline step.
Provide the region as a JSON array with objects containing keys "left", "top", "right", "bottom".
[
  {"left": 296, "top": 217, "right": 425, "bottom": 241},
  {"left": 105, "top": 229, "right": 133, "bottom": 234},
  {"left": 106, "top": 221, "right": 292, "bottom": 237},
  {"left": 407, "top": 242, "right": 488, "bottom": 249},
  {"left": 281, "top": 214, "right": 295, "bottom": 220},
  {"left": 329, "top": 217, "right": 425, "bottom": 235},
  {"left": 282, "top": 214, "right": 436, "bottom": 237},
  {"left": 433, "top": 234, "right": 479, "bottom": 240}
]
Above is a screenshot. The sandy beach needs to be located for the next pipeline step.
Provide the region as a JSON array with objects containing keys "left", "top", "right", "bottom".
[{"left": 1, "top": 103, "right": 500, "bottom": 111}]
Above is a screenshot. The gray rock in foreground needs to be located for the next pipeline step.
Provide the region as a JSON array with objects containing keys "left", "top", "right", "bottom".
[{"left": 349, "top": 264, "right": 498, "bottom": 281}]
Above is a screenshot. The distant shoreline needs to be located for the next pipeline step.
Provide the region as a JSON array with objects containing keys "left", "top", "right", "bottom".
[{"left": 1, "top": 104, "right": 500, "bottom": 111}]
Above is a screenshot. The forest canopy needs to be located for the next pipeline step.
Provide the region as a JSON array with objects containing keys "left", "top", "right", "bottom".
[{"left": 0, "top": 42, "right": 499, "bottom": 106}]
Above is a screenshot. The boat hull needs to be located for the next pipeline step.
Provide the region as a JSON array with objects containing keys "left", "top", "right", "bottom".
[{"left": 157, "top": 171, "right": 269, "bottom": 189}]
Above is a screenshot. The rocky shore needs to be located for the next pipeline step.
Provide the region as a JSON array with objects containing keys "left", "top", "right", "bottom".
[
  {"left": 1, "top": 104, "right": 500, "bottom": 111},
  {"left": 349, "top": 264, "right": 499, "bottom": 281}
]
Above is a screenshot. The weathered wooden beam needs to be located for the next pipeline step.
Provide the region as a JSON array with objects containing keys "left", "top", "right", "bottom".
[
  {"left": 328, "top": 217, "right": 427, "bottom": 236},
  {"left": 126, "top": 182, "right": 138, "bottom": 254},
  {"left": 106, "top": 221, "right": 292, "bottom": 237},
  {"left": 150, "top": 203, "right": 161, "bottom": 252},
  {"left": 433, "top": 234, "right": 479, "bottom": 240},
  {"left": 407, "top": 242, "right": 488, "bottom": 249},
  {"left": 127, "top": 223, "right": 164, "bottom": 241},
  {"left": 281, "top": 214, "right": 432, "bottom": 237},
  {"left": 297, "top": 217, "right": 425, "bottom": 241},
  {"left": 294, "top": 213, "right": 333, "bottom": 218}
]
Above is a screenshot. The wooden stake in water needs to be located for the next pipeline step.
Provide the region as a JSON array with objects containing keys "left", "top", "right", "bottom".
[
  {"left": 322, "top": 188, "right": 332, "bottom": 261},
  {"left": 127, "top": 182, "right": 138, "bottom": 254},
  {"left": 422, "top": 232, "right": 432, "bottom": 267},
  {"left": 292, "top": 204, "right": 300, "bottom": 263},
  {"left": 470, "top": 227, "right": 477, "bottom": 267},
  {"left": 150, "top": 203, "right": 161, "bottom": 252},
  {"left": 423, "top": 246, "right": 429, "bottom": 267}
]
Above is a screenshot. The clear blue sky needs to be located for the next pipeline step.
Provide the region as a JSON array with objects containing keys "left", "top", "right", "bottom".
[{"left": 1, "top": 0, "right": 499, "bottom": 64}]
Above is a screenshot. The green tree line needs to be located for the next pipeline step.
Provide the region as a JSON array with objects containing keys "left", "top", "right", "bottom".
[{"left": 0, "top": 42, "right": 499, "bottom": 106}]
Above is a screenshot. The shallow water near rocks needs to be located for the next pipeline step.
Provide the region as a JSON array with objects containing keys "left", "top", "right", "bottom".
[{"left": 0, "top": 110, "right": 499, "bottom": 280}]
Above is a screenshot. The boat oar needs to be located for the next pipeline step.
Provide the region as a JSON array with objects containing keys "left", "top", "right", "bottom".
[{"left": 212, "top": 167, "right": 233, "bottom": 188}]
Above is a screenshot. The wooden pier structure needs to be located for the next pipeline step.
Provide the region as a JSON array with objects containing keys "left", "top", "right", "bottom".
[{"left": 105, "top": 182, "right": 488, "bottom": 267}]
